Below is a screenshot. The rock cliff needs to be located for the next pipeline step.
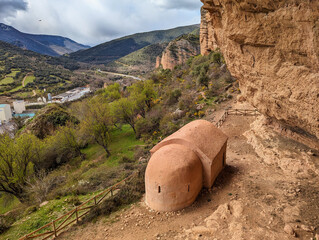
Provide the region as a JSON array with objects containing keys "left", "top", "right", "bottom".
[
  {"left": 200, "top": 0, "right": 319, "bottom": 141},
  {"left": 158, "top": 34, "right": 200, "bottom": 70}
]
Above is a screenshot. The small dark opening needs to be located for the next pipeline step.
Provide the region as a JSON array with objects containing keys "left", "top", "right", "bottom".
[
  {"left": 158, "top": 186, "right": 161, "bottom": 193},
  {"left": 188, "top": 185, "right": 190, "bottom": 192}
]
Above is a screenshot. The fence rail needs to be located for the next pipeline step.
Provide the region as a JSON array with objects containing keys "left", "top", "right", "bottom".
[
  {"left": 19, "top": 172, "right": 138, "bottom": 240},
  {"left": 215, "top": 108, "right": 259, "bottom": 128}
]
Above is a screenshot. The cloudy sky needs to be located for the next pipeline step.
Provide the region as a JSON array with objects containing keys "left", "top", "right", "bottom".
[{"left": 0, "top": 0, "right": 202, "bottom": 46}]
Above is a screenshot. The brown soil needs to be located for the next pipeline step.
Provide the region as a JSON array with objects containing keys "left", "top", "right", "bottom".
[{"left": 58, "top": 100, "right": 319, "bottom": 240}]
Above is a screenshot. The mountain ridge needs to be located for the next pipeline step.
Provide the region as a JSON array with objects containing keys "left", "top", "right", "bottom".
[
  {"left": 0, "top": 23, "right": 89, "bottom": 57},
  {"left": 69, "top": 24, "right": 199, "bottom": 64}
]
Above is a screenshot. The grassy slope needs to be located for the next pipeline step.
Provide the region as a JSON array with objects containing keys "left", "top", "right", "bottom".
[
  {"left": 69, "top": 25, "right": 199, "bottom": 64},
  {"left": 0, "top": 196, "right": 19, "bottom": 215},
  {"left": 24, "top": 75, "right": 35, "bottom": 86},
  {"left": 0, "top": 125, "right": 143, "bottom": 240},
  {"left": 0, "top": 70, "right": 19, "bottom": 85}
]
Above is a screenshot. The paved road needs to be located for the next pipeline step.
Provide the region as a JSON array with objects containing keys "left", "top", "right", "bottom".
[{"left": 97, "top": 69, "right": 142, "bottom": 81}]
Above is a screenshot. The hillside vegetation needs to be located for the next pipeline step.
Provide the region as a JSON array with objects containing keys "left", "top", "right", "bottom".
[
  {"left": 105, "top": 43, "right": 168, "bottom": 74},
  {"left": 0, "top": 49, "right": 239, "bottom": 239},
  {"left": 69, "top": 25, "right": 199, "bottom": 64},
  {"left": 0, "top": 41, "right": 86, "bottom": 99}
]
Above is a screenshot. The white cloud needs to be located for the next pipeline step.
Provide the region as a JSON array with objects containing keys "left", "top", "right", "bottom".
[
  {"left": 150, "top": 0, "right": 201, "bottom": 10},
  {"left": 2, "top": 0, "right": 201, "bottom": 46},
  {"left": 0, "top": 0, "right": 28, "bottom": 19}
]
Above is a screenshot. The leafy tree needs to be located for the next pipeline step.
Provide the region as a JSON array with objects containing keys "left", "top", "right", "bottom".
[
  {"left": 51, "top": 124, "right": 85, "bottom": 161},
  {"left": 111, "top": 98, "right": 138, "bottom": 134},
  {"left": 129, "top": 80, "right": 156, "bottom": 117},
  {"left": 0, "top": 133, "right": 42, "bottom": 202},
  {"left": 81, "top": 96, "right": 114, "bottom": 157},
  {"left": 26, "top": 104, "right": 79, "bottom": 139},
  {"left": 103, "top": 83, "right": 121, "bottom": 102},
  {"left": 69, "top": 100, "right": 89, "bottom": 121}
]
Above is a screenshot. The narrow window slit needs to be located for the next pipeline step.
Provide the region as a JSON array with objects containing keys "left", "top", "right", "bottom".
[
  {"left": 158, "top": 186, "right": 161, "bottom": 193},
  {"left": 188, "top": 185, "right": 190, "bottom": 192}
]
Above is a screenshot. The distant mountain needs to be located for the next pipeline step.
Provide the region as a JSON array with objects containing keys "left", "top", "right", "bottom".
[
  {"left": 0, "top": 23, "right": 89, "bottom": 56},
  {"left": 69, "top": 24, "right": 200, "bottom": 64}
]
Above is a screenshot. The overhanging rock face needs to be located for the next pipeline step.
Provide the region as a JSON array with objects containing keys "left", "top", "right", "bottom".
[
  {"left": 200, "top": 0, "right": 319, "bottom": 140},
  {"left": 145, "top": 120, "right": 228, "bottom": 212}
]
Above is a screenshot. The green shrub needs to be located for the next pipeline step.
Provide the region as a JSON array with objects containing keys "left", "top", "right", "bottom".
[
  {"left": 135, "top": 117, "right": 157, "bottom": 138},
  {"left": 24, "top": 205, "right": 38, "bottom": 216},
  {"left": 0, "top": 216, "right": 11, "bottom": 234},
  {"left": 178, "top": 94, "right": 195, "bottom": 112},
  {"left": 135, "top": 106, "right": 163, "bottom": 138},
  {"left": 134, "top": 146, "right": 149, "bottom": 161},
  {"left": 80, "top": 164, "right": 146, "bottom": 224},
  {"left": 119, "top": 156, "right": 135, "bottom": 164},
  {"left": 165, "top": 89, "right": 182, "bottom": 105},
  {"left": 197, "top": 70, "right": 209, "bottom": 87},
  {"left": 211, "top": 51, "right": 222, "bottom": 64},
  {"left": 66, "top": 196, "right": 82, "bottom": 206},
  {"left": 159, "top": 114, "right": 179, "bottom": 137}
]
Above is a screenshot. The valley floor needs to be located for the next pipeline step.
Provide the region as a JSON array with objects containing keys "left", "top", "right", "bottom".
[{"left": 58, "top": 101, "right": 319, "bottom": 240}]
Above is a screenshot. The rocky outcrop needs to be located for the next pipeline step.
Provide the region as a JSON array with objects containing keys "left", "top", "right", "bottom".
[
  {"left": 159, "top": 35, "right": 200, "bottom": 70},
  {"left": 200, "top": 0, "right": 319, "bottom": 140},
  {"left": 155, "top": 56, "right": 161, "bottom": 68},
  {"left": 200, "top": 8, "right": 218, "bottom": 55}
]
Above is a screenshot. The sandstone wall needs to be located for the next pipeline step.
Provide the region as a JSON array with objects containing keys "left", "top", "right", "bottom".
[
  {"left": 200, "top": 8, "right": 218, "bottom": 55},
  {"left": 200, "top": 0, "right": 319, "bottom": 140},
  {"left": 160, "top": 38, "right": 200, "bottom": 70}
]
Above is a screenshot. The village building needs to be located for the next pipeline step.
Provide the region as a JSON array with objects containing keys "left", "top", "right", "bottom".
[
  {"left": 13, "top": 100, "right": 26, "bottom": 114},
  {"left": 52, "top": 87, "right": 90, "bottom": 103},
  {"left": 145, "top": 120, "right": 228, "bottom": 212},
  {"left": 0, "top": 104, "right": 12, "bottom": 123}
]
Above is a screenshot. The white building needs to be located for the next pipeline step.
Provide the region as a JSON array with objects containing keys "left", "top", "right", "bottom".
[
  {"left": 0, "top": 104, "right": 12, "bottom": 123},
  {"left": 13, "top": 100, "right": 26, "bottom": 114},
  {"left": 53, "top": 87, "right": 91, "bottom": 103}
]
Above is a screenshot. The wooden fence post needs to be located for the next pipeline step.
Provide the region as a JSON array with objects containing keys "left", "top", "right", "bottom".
[
  {"left": 75, "top": 207, "right": 79, "bottom": 223},
  {"left": 94, "top": 197, "right": 97, "bottom": 205},
  {"left": 52, "top": 221, "right": 57, "bottom": 237}
]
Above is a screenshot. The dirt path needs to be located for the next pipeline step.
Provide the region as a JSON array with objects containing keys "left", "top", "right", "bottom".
[
  {"left": 22, "top": 73, "right": 32, "bottom": 87},
  {"left": 58, "top": 101, "right": 319, "bottom": 240}
]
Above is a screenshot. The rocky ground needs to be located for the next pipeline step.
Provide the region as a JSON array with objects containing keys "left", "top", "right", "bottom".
[{"left": 58, "top": 100, "right": 319, "bottom": 240}]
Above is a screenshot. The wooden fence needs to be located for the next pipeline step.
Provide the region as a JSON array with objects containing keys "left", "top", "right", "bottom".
[
  {"left": 19, "top": 172, "right": 138, "bottom": 240},
  {"left": 215, "top": 109, "right": 259, "bottom": 128}
]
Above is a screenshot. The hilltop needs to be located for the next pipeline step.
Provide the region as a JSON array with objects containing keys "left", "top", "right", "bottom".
[
  {"left": 69, "top": 24, "right": 199, "bottom": 64},
  {"left": 105, "top": 43, "right": 169, "bottom": 74},
  {"left": 0, "top": 23, "right": 89, "bottom": 56}
]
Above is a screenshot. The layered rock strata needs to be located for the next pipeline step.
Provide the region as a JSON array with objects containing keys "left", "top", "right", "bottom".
[
  {"left": 158, "top": 37, "right": 200, "bottom": 70},
  {"left": 200, "top": 0, "right": 319, "bottom": 140}
]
